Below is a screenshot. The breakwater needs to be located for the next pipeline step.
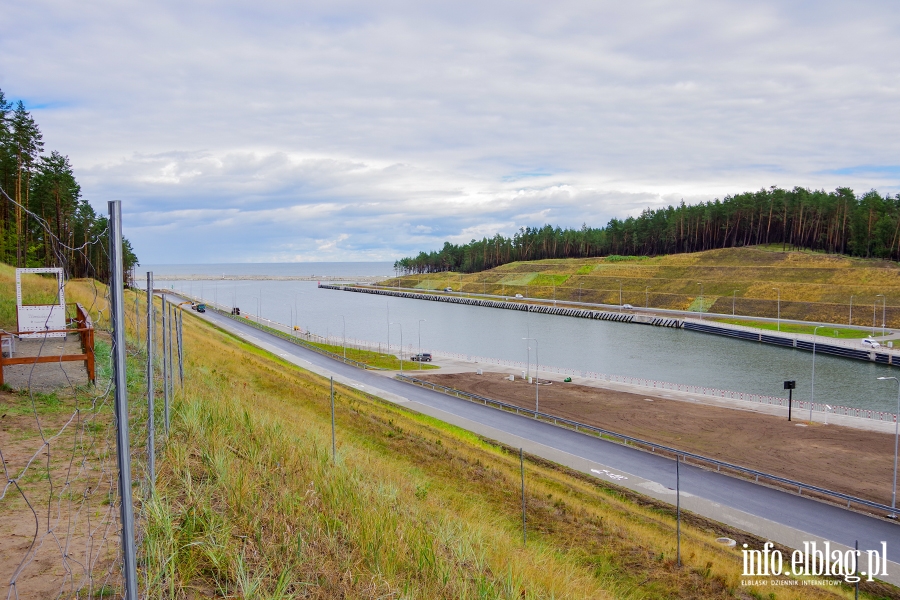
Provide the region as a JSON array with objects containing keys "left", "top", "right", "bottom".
[
  {"left": 684, "top": 321, "right": 900, "bottom": 366},
  {"left": 318, "top": 284, "right": 683, "bottom": 327}
]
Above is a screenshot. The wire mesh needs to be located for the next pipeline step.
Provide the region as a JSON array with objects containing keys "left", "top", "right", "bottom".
[{"left": 0, "top": 186, "right": 170, "bottom": 599}]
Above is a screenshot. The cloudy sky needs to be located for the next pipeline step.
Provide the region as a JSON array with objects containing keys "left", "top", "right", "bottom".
[{"left": 3, "top": 1, "right": 899, "bottom": 264}]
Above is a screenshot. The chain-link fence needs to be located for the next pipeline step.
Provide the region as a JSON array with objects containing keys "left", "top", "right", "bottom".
[{"left": 0, "top": 194, "right": 182, "bottom": 599}]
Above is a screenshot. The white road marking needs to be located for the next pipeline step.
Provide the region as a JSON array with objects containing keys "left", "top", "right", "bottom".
[{"left": 591, "top": 468, "right": 628, "bottom": 481}]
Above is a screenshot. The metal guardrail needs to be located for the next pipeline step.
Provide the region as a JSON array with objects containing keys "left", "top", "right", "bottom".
[
  {"left": 397, "top": 374, "right": 899, "bottom": 517},
  {"left": 206, "top": 304, "right": 387, "bottom": 371}
]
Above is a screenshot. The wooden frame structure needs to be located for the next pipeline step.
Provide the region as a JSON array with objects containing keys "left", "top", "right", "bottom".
[
  {"left": 0, "top": 303, "right": 95, "bottom": 386},
  {"left": 16, "top": 267, "right": 66, "bottom": 338}
]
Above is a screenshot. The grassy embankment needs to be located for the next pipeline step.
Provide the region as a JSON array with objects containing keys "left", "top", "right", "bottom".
[
  {"left": 301, "top": 338, "right": 439, "bottom": 370},
  {"left": 384, "top": 246, "right": 900, "bottom": 328},
  {"left": 228, "top": 312, "right": 437, "bottom": 370},
  {"left": 714, "top": 319, "right": 888, "bottom": 339},
  {"left": 58, "top": 278, "right": 892, "bottom": 598}
]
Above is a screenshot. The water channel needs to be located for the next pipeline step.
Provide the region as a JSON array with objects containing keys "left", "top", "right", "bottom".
[{"left": 144, "top": 264, "right": 900, "bottom": 413}]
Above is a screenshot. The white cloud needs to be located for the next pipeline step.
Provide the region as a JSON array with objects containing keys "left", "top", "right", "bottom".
[{"left": 2, "top": 0, "right": 899, "bottom": 262}]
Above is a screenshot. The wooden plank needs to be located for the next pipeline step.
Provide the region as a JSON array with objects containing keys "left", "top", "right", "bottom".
[
  {"left": 1, "top": 354, "right": 89, "bottom": 366},
  {"left": 0, "top": 328, "right": 91, "bottom": 336}
]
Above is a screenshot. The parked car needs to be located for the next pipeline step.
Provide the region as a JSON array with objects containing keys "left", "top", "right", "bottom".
[
  {"left": 411, "top": 353, "right": 432, "bottom": 362},
  {"left": 623, "top": 304, "right": 634, "bottom": 310},
  {"left": 862, "top": 338, "right": 881, "bottom": 349},
  {"left": 444, "top": 287, "right": 453, "bottom": 292},
  {"left": 515, "top": 293, "right": 524, "bottom": 298}
]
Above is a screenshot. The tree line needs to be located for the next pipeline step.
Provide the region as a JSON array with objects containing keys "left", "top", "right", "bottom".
[
  {"left": 394, "top": 187, "right": 900, "bottom": 273},
  {"left": 0, "top": 88, "right": 138, "bottom": 282}
]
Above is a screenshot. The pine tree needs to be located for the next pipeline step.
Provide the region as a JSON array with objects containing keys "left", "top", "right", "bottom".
[{"left": 9, "top": 101, "right": 43, "bottom": 267}]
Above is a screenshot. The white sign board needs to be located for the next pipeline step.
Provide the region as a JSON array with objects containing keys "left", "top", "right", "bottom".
[{"left": 16, "top": 268, "right": 66, "bottom": 339}]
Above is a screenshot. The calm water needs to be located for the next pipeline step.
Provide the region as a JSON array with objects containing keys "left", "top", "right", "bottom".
[
  {"left": 142, "top": 264, "right": 900, "bottom": 412},
  {"left": 143, "top": 262, "right": 394, "bottom": 278}
]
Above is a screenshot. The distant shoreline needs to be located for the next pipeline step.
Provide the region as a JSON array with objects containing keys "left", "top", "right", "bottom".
[{"left": 152, "top": 274, "right": 388, "bottom": 281}]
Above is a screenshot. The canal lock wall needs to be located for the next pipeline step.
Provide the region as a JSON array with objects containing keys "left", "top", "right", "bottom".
[{"left": 320, "top": 284, "right": 899, "bottom": 367}]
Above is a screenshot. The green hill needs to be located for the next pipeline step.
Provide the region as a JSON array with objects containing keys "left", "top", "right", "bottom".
[{"left": 388, "top": 246, "right": 900, "bottom": 327}]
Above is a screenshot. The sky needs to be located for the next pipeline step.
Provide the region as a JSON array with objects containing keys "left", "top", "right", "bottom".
[{"left": 2, "top": 0, "right": 899, "bottom": 264}]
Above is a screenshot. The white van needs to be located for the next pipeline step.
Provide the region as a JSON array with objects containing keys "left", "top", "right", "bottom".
[{"left": 862, "top": 338, "right": 882, "bottom": 349}]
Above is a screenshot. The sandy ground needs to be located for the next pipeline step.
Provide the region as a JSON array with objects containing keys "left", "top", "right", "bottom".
[
  {"left": 1, "top": 385, "right": 117, "bottom": 599},
  {"left": 417, "top": 371, "right": 900, "bottom": 507},
  {"left": 3, "top": 333, "right": 90, "bottom": 392}
]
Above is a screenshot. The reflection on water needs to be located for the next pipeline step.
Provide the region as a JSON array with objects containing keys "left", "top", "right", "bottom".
[{"left": 153, "top": 277, "right": 900, "bottom": 412}]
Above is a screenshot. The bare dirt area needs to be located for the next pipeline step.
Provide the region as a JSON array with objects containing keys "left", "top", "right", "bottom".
[
  {"left": 0, "top": 388, "right": 120, "bottom": 599},
  {"left": 417, "top": 371, "right": 900, "bottom": 507}
]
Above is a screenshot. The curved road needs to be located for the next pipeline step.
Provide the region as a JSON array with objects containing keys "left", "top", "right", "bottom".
[{"left": 176, "top": 296, "right": 900, "bottom": 583}]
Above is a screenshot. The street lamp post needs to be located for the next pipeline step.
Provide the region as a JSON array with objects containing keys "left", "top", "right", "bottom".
[
  {"left": 878, "top": 376, "right": 900, "bottom": 518},
  {"left": 418, "top": 319, "right": 426, "bottom": 370},
  {"left": 579, "top": 282, "right": 583, "bottom": 302},
  {"left": 697, "top": 283, "right": 703, "bottom": 320},
  {"left": 294, "top": 292, "right": 304, "bottom": 336},
  {"left": 391, "top": 322, "right": 403, "bottom": 374},
  {"left": 337, "top": 315, "right": 346, "bottom": 360},
  {"left": 523, "top": 337, "right": 539, "bottom": 414},
  {"left": 850, "top": 295, "right": 854, "bottom": 326},
  {"left": 773, "top": 288, "right": 781, "bottom": 331},
  {"left": 645, "top": 286, "right": 650, "bottom": 309},
  {"left": 880, "top": 294, "right": 887, "bottom": 338},
  {"left": 810, "top": 325, "right": 823, "bottom": 421},
  {"left": 252, "top": 296, "right": 261, "bottom": 325},
  {"left": 732, "top": 290, "right": 738, "bottom": 317},
  {"left": 875, "top": 297, "right": 881, "bottom": 337}
]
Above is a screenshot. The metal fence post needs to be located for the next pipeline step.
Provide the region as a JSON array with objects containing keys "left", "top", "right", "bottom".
[
  {"left": 162, "top": 295, "right": 169, "bottom": 434},
  {"left": 166, "top": 302, "right": 172, "bottom": 395},
  {"left": 331, "top": 377, "right": 336, "bottom": 462},
  {"left": 177, "top": 307, "right": 184, "bottom": 384},
  {"left": 134, "top": 288, "right": 140, "bottom": 348},
  {"left": 521, "top": 447, "right": 526, "bottom": 546},
  {"left": 676, "top": 455, "right": 681, "bottom": 567},
  {"left": 169, "top": 302, "right": 175, "bottom": 392},
  {"left": 108, "top": 200, "right": 139, "bottom": 599},
  {"left": 146, "top": 272, "right": 155, "bottom": 489}
]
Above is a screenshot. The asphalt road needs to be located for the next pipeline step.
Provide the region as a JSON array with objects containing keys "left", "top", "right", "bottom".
[{"left": 180, "top": 297, "right": 900, "bottom": 566}]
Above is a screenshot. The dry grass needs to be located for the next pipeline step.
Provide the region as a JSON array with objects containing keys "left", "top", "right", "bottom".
[
  {"left": 388, "top": 247, "right": 900, "bottom": 327},
  {"left": 56, "top": 281, "right": 878, "bottom": 599}
]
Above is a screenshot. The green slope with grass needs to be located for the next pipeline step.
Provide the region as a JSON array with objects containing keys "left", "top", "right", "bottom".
[{"left": 385, "top": 246, "right": 900, "bottom": 328}]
